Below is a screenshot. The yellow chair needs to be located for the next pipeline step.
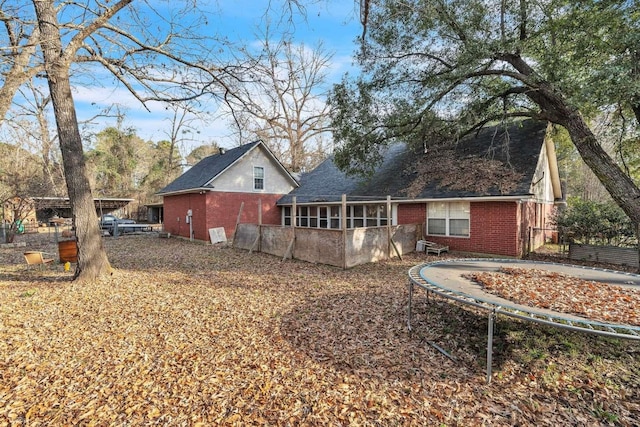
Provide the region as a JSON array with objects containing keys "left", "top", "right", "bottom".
[{"left": 24, "top": 251, "right": 55, "bottom": 267}]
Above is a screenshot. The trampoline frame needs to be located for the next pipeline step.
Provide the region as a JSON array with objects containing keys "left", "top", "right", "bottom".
[{"left": 407, "top": 258, "right": 640, "bottom": 383}]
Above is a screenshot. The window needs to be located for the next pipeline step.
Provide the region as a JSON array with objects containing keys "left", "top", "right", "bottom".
[
  {"left": 283, "top": 206, "right": 292, "bottom": 226},
  {"left": 427, "top": 202, "right": 470, "bottom": 237},
  {"left": 347, "top": 204, "right": 389, "bottom": 228},
  {"left": 366, "top": 205, "right": 379, "bottom": 227},
  {"left": 282, "top": 203, "right": 389, "bottom": 229},
  {"left": 379, "top": 204, "right": 389, "bottom": 226},
  {"left": 253, "top": 166, "right": 264, "bottom": 190},
  {"left": 349, "top": 205, "right": 364, "bottom": 228},
  {"left": 319, "top": 207, "right": 329, "bottom": 228},
  {"left": 330, "top": 206, "right": 341, "bottom": 229},
  {"left": 535, "top": 203, "right": 544, "bottom": 228},
  {"left": 295, "top": 206, "right": 319, "bottom": 227}
]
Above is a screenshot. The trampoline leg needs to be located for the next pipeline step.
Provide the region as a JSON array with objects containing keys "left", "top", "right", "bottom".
[
  {"left": 407, "top": 281, "right": 414, "bottom": 331},
  {"left": 486, "top": 309, "right": 496, "bottom": 384}
]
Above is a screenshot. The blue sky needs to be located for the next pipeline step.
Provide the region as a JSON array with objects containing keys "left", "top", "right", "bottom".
[{"left": 70, "top": 0, "right": 362, "bottom": 155}]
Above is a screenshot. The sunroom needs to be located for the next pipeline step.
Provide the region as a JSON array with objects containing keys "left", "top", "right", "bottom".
[{"left": 282, "top": 202, "right": 394, "bottom": 229}]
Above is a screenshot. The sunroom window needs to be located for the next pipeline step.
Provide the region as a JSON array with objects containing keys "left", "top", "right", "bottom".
[{"left": 282, "top": 203, "right": 389, "bottom": 229}]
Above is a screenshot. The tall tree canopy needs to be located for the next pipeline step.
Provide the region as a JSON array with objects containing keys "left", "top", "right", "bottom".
[
  {"left": 331, "top": 0, "right": 640, "bottom": 227},
  {"left": 87, "top": 127, "right": 141, "bottom": 197}
]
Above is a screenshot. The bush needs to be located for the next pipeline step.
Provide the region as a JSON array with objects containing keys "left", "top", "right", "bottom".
[{"left": 551, "top": 197, "right": 636, "bottom": 246}]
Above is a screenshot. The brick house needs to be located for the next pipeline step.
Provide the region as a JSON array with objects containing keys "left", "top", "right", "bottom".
[
  {"left": 277, "top": 120, "right": 563, "bottom": 258},
  {"left": 158, "top": 141, "right": 298, "bottom": 241}
]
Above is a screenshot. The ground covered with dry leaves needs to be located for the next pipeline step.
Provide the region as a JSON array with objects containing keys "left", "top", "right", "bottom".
[
  {"left": 1, "top": 233, "right": 639, "bottom": 426},
  {"left": 466, "top": 267, "right": 640, "bottom": 326}
]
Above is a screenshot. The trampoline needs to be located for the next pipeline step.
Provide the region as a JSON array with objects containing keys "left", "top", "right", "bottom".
[{"left": 407, "top": 258, "right": 640, "bottom": 383}]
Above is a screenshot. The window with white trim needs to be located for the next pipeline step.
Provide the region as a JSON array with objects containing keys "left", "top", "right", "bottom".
[
  {"left": 349, "top": 205, "right": 364, "bottom": 228},
  {"left": 427, "top": 202, "right": 470, "bottom": 237},
  {"left": 330, "top": 206, "right": 341, "bottom": 228},
  {"left": 283, "top": 206, "right": 292, "bottom": 226},
  {"left": 253, "top": 166, "right": 264, "bottom": 190},
  {"left": 282, "top": 203, "right": 389, "bottom": 229},
  {"left": 297, "top": 206, "right": 318, "bottom": 227}
]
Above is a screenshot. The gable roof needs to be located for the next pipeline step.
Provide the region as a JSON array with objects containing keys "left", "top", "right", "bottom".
[
  {"left": 278, "top": 120, "right": 556, "bottom": 205},
  {"left": 158, "top": 140, "right": 297, "bottom": 195}
]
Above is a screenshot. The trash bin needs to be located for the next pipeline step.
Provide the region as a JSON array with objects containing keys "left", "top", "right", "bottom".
[
  {"left": 58, "top": 239, "right": 78, "bottom": 263},
  {"left": 416, "top": 240, "right": 427, "bottom": 252}
]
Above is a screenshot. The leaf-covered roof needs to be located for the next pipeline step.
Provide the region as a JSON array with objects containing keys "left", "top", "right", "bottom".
[{"left": 278, "top": 120, "right": 549, "bottom": 204}]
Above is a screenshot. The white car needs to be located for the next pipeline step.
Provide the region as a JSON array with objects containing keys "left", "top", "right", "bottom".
[{"left": 99, "top": 214, "right": 136, "bottom": 235}]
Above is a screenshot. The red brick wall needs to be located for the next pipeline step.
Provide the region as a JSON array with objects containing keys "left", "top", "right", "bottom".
[
  {"left": 205, "top": 192, "right": 283, "bottom": 239},
  {"left": 399, "top": 201, "right": 523, "bottom": 257},
  {"left": 467, "top": 201, "right": 521, "bottom": 257},
  {"left": 162, "top": 193, "right": 208, "bottom": 240},
  {"left": 162, "top": 192, "right": 284, "bottom": 241},
  {"left": 397, "top": 203, "right": 426, "bottom": 226}
]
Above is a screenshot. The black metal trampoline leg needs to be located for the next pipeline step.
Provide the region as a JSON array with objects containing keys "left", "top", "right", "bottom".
[
  {"left": 486, "top": 309, "right": 496, "bottom": 384},
  {"left": 407, "top": 280, "right": 414, "bottom": 331}
]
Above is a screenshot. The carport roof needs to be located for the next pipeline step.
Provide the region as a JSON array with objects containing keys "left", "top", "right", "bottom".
[{"left": 33, "top": 197, "right": 134, "bottom": 210}]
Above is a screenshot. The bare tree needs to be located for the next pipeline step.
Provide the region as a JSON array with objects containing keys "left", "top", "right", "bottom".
[
  {"left": 0, "top": 141, "right": 43, "bottom": 242},
  {"left": 10, "top": 82, "right": 67, "bottom": 196},
  {"left": 4, "top": 0, "right": 227, "bottom": 281},
  {"left": 1, "top": 1, "right": 306, "bottom": 281},
  {"left": 224, "top": 30, "right": 334, "bottom": 172},
  {"left": 33, "top": 0, "right": 115, "bottom": 280},
  {"left": 163, "top": 101, "right": 209, "bottom": 173}
]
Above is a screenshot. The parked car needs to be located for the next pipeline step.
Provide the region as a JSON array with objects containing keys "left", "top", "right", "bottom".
[{"left": 99, "top": 214, "right": 136, "bottom": 235}]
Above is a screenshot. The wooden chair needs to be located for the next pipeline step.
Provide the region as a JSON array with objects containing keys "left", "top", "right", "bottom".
[
  {"left": 424, "top": 241, "right": 449, "bottom": 255},
  {"left": 24, "top": 251, "right": 55, "bottom": 267}
]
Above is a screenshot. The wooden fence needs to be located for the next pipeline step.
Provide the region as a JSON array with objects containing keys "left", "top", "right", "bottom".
[
  {"left": 233, "top": 223, "right": 422, "bottom": 268},
  {"left": 568, "top": 243, "right": 639, "bottom": 268}
]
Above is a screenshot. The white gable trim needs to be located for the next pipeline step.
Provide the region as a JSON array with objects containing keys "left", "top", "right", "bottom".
[{"left": 544, "top": 125, "right": 563, "bottom": 200}]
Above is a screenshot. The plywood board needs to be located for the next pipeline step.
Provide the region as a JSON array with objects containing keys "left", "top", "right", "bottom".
[{"left": 209, "top": 227, "right": 227, "bottom": 244}]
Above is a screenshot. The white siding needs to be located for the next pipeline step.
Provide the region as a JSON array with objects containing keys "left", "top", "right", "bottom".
[
  {"left": 530, "top": 145, "right": 555, "bottom": 202},
  {"left": 210, "top": 144, "right": 295, "bottom": 194}
]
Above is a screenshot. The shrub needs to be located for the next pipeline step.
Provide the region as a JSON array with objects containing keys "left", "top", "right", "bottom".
[{"left": 551, "top": 197, "right": 636, "bottom": 246}]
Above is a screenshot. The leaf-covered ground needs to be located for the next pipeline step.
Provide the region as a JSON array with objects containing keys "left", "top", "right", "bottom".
[
  {"left": 466, "top": 267, "right": 640, "bottom": 326},
  {"left": 1, "top": 233, "right": 639, "bottom": 426}
]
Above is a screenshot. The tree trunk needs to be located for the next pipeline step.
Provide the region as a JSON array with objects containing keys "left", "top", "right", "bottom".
[
  {"left": 509, "top": 50, "right": 640, "bottom": 249},
  {"left": 632, "top": 103, "right": 640, "bottom": 127},
  {"left": 562, "top": 113, "right": 640, "bottom": 273},
  {"left": 562, "top": 114, "right": 640, "bottom": 226},
  {"left": 33, "top": 0, "right": 112, "bottom": 281},
  {"left": 636, "top": 223, "right": 640, "bottom": 274}
]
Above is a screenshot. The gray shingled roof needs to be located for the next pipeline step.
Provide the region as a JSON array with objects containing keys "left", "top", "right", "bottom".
[
  {"left": 278, "top": 120, "right": 548, "bottom": 205},
  {"left": 158, "top": 141, "right": 260, "bottom": 194}
]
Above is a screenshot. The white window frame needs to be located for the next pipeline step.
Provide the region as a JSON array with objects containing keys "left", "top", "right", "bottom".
[
  {"left": 427, "top": 201, "right": 470, "bottom": 237},
  {"left": 253, "top": 166, "right": 264, "bottom": 191},
  {"left": 282, "top": 203, "right": 390, "bottom": 229},
  {"left": 282, "top": 206, "right": 292, "bottom": 226},
  {"left": 346, "top": 204, "right": 390, "bottom": 229},
  {"left": 330, "top": 206, "right": 341, "bottom": 229}
]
